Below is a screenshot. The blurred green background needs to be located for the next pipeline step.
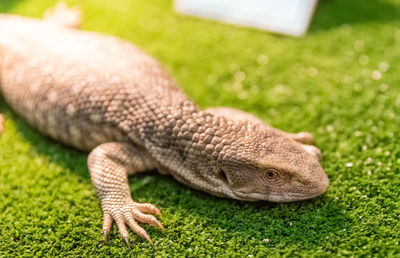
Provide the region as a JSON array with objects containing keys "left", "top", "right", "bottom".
[{"left": 0, "top": 0, "right": 399, "bottom": 256}]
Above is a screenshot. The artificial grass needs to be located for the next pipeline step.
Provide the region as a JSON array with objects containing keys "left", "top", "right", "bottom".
[{"left": 0, "top": 0, "right": 400, "bottom": 256}]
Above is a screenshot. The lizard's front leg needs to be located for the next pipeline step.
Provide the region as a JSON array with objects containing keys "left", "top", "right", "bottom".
[{"left": 88, "top": 142, "right": 163, "bottom": 245}]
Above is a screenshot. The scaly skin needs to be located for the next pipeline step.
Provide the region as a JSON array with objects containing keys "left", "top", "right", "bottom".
[{"left": 0, "top": 3, "right": 329, "bottom": 245}]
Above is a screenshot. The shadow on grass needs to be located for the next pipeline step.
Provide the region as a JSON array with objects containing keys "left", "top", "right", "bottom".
[
  {"left": 310, "top": 0, "right": 400, "bottom": 32},
  {"left": 151, "top": 176, "right": 350, "bottom": 248},
  {"left": 3, "top": 107, "right": 90, "bottom": 180},
  {"left": 6, "top": 106, "right": 350, "bottom": 248}
]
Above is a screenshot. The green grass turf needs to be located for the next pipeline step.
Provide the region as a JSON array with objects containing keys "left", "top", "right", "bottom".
[{"left": 1, "top": 0, "right": 400, "bottom": 256}]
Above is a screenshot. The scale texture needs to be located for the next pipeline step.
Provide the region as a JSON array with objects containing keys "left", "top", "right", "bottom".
[{"left": 0, "top": 4, "right": 328, "bottom": 244}]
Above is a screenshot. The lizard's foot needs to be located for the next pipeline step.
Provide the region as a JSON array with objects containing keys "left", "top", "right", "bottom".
[
  {"left": 0, "top": 114, "right": 4, "bottom": 134},
  {"left": 288, "top": 132, "right": 315, "bottom": 145},
  {"left": 43, "top": 1, "right": 82, "bottom": 29},
  {"left": 102, "top": 199, "right": 163, "bottom": 245},
  {"left": 301, "top": 144, "right": 322, "bottom": 161},
  {"left": 88, "top": 142, "right": 160, "bottom": 245}
]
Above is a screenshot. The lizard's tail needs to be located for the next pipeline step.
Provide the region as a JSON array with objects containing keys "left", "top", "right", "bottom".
[{"left": 43, "top": 1, "right": 82, "bottom": 29}]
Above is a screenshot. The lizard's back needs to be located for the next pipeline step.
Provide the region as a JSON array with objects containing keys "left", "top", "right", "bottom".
[{"left": 0, "top": 15, "right": 187, "bottom": 151}]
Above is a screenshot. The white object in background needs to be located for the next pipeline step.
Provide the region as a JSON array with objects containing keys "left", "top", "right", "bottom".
[{"left": 175, "top": 0, "right": 318, "bottom": 36}]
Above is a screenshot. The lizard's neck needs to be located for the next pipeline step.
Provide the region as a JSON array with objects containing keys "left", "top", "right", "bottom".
[
  {"left": 121, "top": 97, "right": 242, "bottom": 163},
  {"left": 127, "top": 100, "right": 242, "bottom": 198},
  {"left": 140, "top": 100, "right": 228, "bottom": 153}
]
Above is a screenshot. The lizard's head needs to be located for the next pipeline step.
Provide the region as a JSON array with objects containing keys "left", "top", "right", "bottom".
[{"left": 213, "top": 122, "right": 329, "bottom": 202}]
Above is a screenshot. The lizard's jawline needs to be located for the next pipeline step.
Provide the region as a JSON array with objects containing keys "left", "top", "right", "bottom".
[{"left": 232, "top": 191, "right": 324, "bottom": 202}]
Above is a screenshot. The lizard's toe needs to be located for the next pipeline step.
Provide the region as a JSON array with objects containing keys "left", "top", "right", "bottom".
[
  {"left": 131, "top": 209, "right": 164, "bottom": 231},
  {"left": 114, "top": 213, "right": 131, "bottom": 246},
  {"left": 43, "top": 1, "right": 82, "bottom": 29},
  {"left": 102, "top": 201, "right": 162, "bottom": 245},
  {"left": 291, "top": 132, "right": 315, "bottom": 144},
  {"left": 124, "top": 214, "right": 153, "bottom": 244},
  {"left": 135, "top": 203, "right": 161, "bottom": 216},
  {"left": 102, "top": 213, "right": 113, "bottom": 241},
  {"left": 301, "top": 144, "right": 322, "bottom": 161}
]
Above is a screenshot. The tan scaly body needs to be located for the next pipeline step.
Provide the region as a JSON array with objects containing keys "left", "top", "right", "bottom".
[{"left": 0, "top": 3, "right": 328, "bottom": 244}]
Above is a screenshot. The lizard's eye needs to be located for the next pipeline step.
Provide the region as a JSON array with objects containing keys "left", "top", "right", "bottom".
[{"left": 264, "top": 169, "right": 280, "bottom": 182}]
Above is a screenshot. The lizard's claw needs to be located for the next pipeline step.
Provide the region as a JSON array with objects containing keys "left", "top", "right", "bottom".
[
  {"left": 301, "top": 144, "right": 322, "bottom": 161},
  {"left": 102, "top": 200, "right": 163, "bottom": 245}
]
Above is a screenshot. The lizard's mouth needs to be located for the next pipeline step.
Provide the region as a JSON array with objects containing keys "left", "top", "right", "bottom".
[{"left": 232, "top": 191, "right": 324, "bottom": 202}]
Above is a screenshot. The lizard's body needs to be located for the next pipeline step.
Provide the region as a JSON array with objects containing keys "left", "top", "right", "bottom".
[
  {"left": 0, "top": 14, "right": 187, "bottom": 152},
  {"left": 0, "top": 4, "right": 328, "bottom": 244}
]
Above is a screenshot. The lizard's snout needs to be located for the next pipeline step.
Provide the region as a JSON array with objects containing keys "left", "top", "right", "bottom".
[
  {"left": 317, "top": 172, "right": 329, "bottom": 195},
  {"left": 306, "top": 169, "right": 329, "bottom": 198}
]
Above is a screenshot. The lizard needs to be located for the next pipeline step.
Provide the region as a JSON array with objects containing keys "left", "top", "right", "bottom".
[{"left": 0, "top": 2, "right": 329, "bottom": 245}]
